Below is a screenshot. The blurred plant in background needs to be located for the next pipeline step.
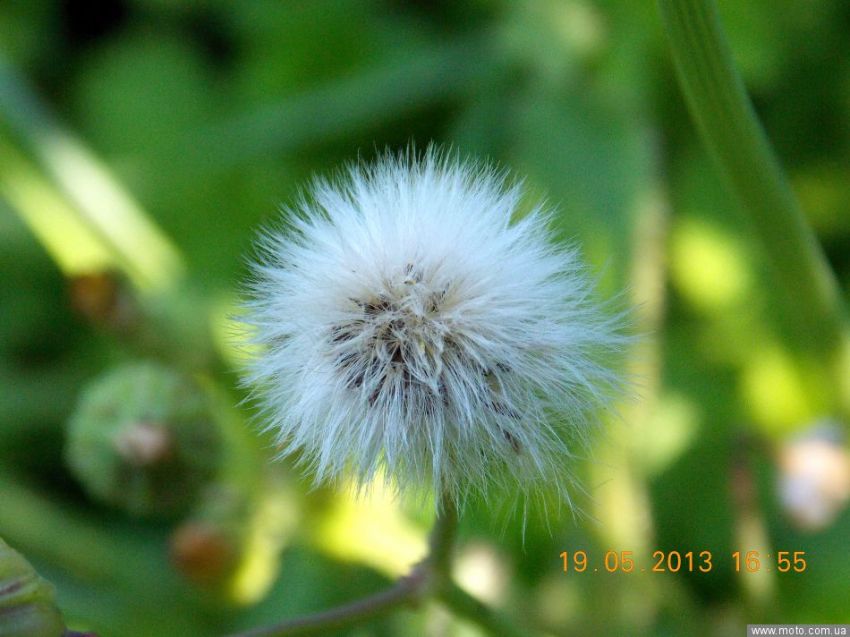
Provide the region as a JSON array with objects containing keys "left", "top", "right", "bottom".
[{"left": 1, "top": 0, "right": 849, "bottom": 636}]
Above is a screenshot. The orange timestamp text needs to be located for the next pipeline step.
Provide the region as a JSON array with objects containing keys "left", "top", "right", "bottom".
[{"left": 559, "top": 550, "right": 807, "bottom": 574}]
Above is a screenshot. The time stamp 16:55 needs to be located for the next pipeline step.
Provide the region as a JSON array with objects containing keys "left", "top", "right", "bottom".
[{"left": 559, "top": 550, "right": 808, "bottom": 574}]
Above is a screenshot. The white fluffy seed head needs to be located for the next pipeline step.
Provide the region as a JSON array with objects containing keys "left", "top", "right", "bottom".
[{"left": 242, "top": 148, "right": 626, "bottom": 513}]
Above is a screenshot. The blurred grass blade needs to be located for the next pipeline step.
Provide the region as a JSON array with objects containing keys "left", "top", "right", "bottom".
[
  {"left": 167, "top": 36, "right": 497, "bottom": 173},
  {"left": 0, "top": 56, "right": 183, "bottom": 292},
  {"left": 0, "top": 472, "right": 180, "bottom": 593},
  {"left": 656, "top": 0, "right": 847, "bottom": 354},
  {"left": 0, "top": 137, "right": 116, "bottom": 276},
  {"left": 657, "top": 0, "right": 850, "bottom": 419}
]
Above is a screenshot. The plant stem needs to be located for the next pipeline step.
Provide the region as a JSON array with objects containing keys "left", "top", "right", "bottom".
[
  {"left": 228, "top": 572, "right": 427, "bottom": 637},
  {"left": 437, "top": 580, "right": 528, "bottom": 637},
  {"left": 224, "top": 498, "right": 456, "bottom": 637},
  {"left": 427, "top": 495, "right": 530, "bottom": 637},
  {"left": 427, "top": 492, "right": 458, "bottom": 577},
  {"left": 228, "top": 492, "right": 532, "bottom": 637},
  {"left": 656, "top": 0, "right": 849, "bottom": 387}
]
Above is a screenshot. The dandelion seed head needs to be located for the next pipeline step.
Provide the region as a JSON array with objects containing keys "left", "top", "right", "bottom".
[{"left": 243, "top": 148, "right": 625, "bottom": 511}]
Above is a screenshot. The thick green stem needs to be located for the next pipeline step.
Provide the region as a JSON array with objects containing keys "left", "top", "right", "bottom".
[{"left": 657, "top": 0, "right": 849, "bottom": 378}]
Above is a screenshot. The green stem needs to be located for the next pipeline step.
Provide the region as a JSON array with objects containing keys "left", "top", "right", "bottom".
[
  {"left": 227, "top": 572, "right": 427, "bottom": 637},
  {"left": 437, "top": 580, "right": 528, "bottom": 637},
  {"left": 656, "top": 0, "right": 848, "bottom": 365},
  {"left": 225, "top": 498, "right": 456, "bottom": 637},
  {"left": 427, "top": 495, "right": 530, "bottom": 637},
  {"left": 229, "top": 493, "right": 532, "bottom": 637},
  {"left": 427, "top": 493, "right": 458, "bottom": 576}
]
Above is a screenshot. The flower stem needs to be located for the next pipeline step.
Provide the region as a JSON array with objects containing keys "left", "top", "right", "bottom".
[
  {"left": 427, "top": 493, "right": 458, "bottom": 576},
  {"left": 656, "top": 0, "right": 849, "bottom": 367},
  {"left": 228, "top": 572, "right": 427, "bottom": 637},
  {"left": 224, "top": 500, "right": 453, "bottom": 637},
  {"left": 427, "top": 495, "right": 530, "bottom": 637},
  {"left": 437, "top": 580, "right": 528, "bottom": 637},
  {"left": 228, "top": 493, "right": 532, "bottom": 637}
]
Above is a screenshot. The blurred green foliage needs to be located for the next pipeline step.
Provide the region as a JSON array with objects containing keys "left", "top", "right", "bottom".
[{"left": 1, "top": 1, "right": 850, "bottom": 636}]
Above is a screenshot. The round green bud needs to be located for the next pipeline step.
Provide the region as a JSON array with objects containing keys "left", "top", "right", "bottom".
[
  {"left": 0, "top": 537, "right": 65, "bottom": 637},
  {"left": 65, "top": 362, "right": 221, "bottom": 517}
]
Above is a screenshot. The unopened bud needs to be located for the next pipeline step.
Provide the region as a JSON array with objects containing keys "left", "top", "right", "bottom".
[
  {"left": 170, "top": 521, "right": 238, "bottom": 587},
  {"left": 65, "top": 362, "right": 221, "bottom": 517},
  {"left": 67, "top": 272, "right": 137, "bottom": 331},
  {"left": 169, "top": 485, "right": 244, "bottom": 588}
]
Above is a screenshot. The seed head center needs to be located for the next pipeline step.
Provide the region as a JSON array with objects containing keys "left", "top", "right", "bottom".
[{"left": 331, "top": 265, "right": 450, "bottom": 397}]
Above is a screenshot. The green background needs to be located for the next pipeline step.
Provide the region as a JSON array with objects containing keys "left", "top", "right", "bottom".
[{"left": 1, "top": 1, "right": 849, "bottom": 635}]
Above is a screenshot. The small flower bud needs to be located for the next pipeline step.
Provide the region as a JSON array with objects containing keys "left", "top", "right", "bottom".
[
  {"left": 0, "top": 537, "right": 66, "bottom": 637},
  {"left": 170, "top": 521, "right": 238, "bottom": 588},
  {"left": 169, "top": 485, "right": 244, "bottom": 588},
  {"left": 169, "top": 479, "right": 295, "bottom": 603},
  {"left": 65, "top": 362, "right": 222, "bottom": 517},
  {"left": 67, "top": 271, "right": 138, "bottom": 332}
]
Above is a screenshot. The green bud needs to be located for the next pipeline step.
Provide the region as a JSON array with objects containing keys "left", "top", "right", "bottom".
[
  {"left": 65, "top": 362, "right": 221, "bottom": 517},
  {"left": 0, "top": 537, "right": 65, "bottom": 637}
]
